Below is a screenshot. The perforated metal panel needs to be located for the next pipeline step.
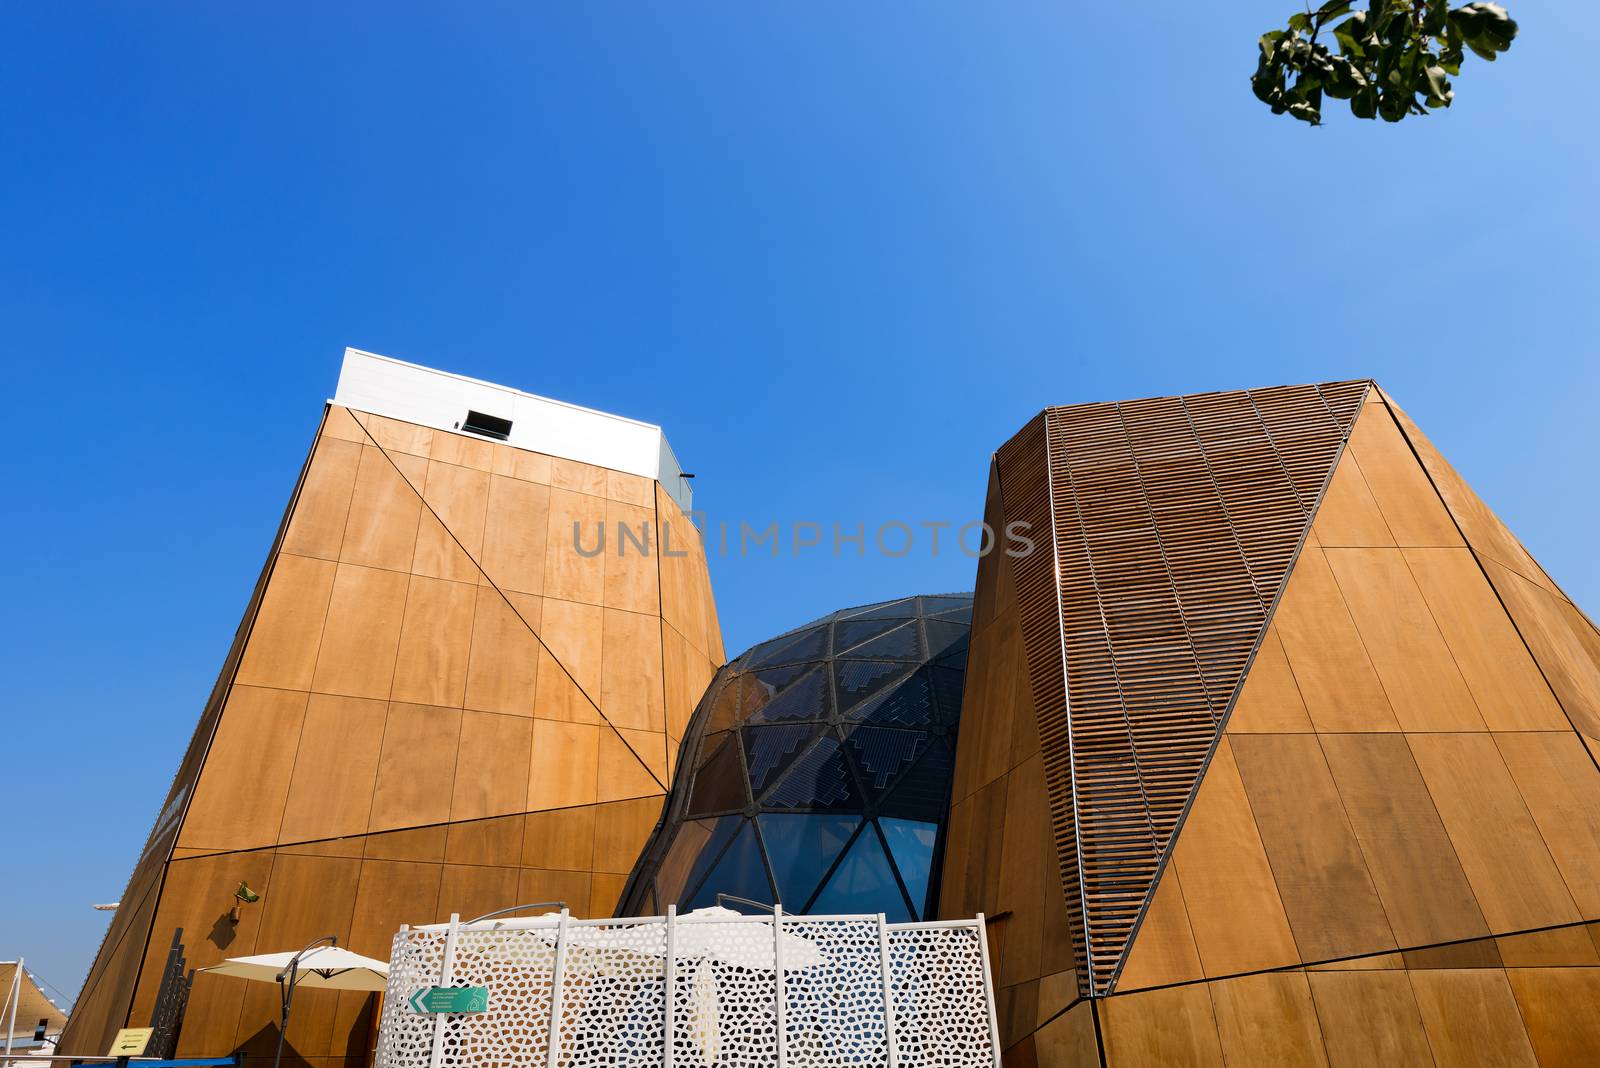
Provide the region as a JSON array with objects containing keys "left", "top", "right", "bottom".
[
  {"left": 994, "top": 380, "right": 1369, "bottom": 994},
  {"left": 376, "top": 911, "right": 1000, "bottom": 1068}
]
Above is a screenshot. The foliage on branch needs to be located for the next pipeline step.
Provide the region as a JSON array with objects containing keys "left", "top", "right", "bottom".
[{"left": 1253, "top": 0, "right": 1517, "bottom": 124}]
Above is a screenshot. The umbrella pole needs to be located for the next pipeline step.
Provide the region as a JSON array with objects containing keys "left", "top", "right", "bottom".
[
  {"left": 274, "top": 935, "right": 338, "bottom": 1068},
  {"left": 273, "top": 963, "right": 294, "bottom": 1068}
]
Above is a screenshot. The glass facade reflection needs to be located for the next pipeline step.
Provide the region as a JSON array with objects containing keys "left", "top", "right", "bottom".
[{"left": 618, "top": 593, "right": 971, "bottom": 920}]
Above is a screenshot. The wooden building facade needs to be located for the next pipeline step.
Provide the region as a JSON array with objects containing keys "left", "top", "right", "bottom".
[
  {"left": 944, "top": 382, "right": 1600, "bottom": 1066},
  {"left": 59, "top": 359, "right": 722, "bottom": 1066}
]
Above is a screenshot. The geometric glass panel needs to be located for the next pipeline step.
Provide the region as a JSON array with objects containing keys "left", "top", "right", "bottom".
[
  {"left": 685, "top": 818, "right": 774, "bottom": 909},
  {"left": 834, "top": 617, "right": 911, "bottom": 655},
  {"left": 834, "top": 661, "right": 912, "bottom": 718},
  {"left": 748, "top": 667, "right": 830, "bottom": 724},
  {"left": 751, "top": 663, "right": 812, "bottom": 697},
  {"left": 808, "top": 824, "right": 912, "bottom": 921},
  {"left": 742, "top": 723, "right": 822, "bottom": 795},
  {"left": 663, "top": 816, "right": 742, "bottom": 907},
  {"left": 762, "top": 734, "right": 857, "bottom": 811},
  {"left": 756, "top": 812, "right": 859, "bottom": 909},
  {"left": 838, "top": 597, "right": 919, "bottom": 622},
  {"left": 919, "top": 595, "right": 973, "bottom": 616},
  {"left": 745, "top": 624, "right": 830, "bottom": 669},
  {"left": 844, "top": 621, "right": 924, "bottom": 662},
  {"left": 687, "top": 734, "right": 748, "bottom": 816},
  {"left": 707, "top": 675, "right": 768, "bottom": 732},
  {"left": 879, "top": 818, "right": 939, "bottom": 919},
  {"left": 841, "top": 726, "right": 928, "bottom": 796},
  {"left": 846, "top": 669, "right": 938, "bottom": 727},
  {"left": 927, "top": 667, "right": 967, "bottom": 726},
  {"left": 878, "top": 738, "right": 955, "bottom": 821},
  {"left": 923, "top": 619, "right": 970, "bottom": 660}
]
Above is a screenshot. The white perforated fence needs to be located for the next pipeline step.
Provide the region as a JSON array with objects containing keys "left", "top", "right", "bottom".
[{"left": 376, "top": 907, "right": 1001, "bottom": 1068}]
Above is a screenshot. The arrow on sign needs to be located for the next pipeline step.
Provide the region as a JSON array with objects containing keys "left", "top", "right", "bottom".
[{"left": 409, "top": 986, "right": 489, "bottom": 1014}]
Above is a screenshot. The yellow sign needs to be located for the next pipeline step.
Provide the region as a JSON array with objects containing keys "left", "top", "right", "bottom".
[{"left": 108, "top": 1028, "right": 153, "bottom": 1057}]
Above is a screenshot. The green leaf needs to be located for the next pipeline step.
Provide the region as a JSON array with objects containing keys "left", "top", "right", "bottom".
[
  {"left": 1424, "top": 1, "right": 1450, "bottom": 35},
  {"left": 1253, "top": 66, "right": 1285, "bottom": 105},
  {"left": 1316, "top": 0, "right": 1354, "bottom": 19},
  {"left": 1288, "top": 100, "right": 1323, "bottom": 124},
  {"left": 1289, "top": 12, "right": 1312, "bottom": 33},
  {"left": 1260, "top": 29, "right": 1288, "bottom": 59},
  {"left": 1333, "top": 14, "right": 1368, "bottom": 56},
  {"left": 1323, "top": 54, "right": 1365, "bottom": 98},
  {"left": 1452, "top": 2, "right": 1519, "bottom": 61},
  {"left": 1421, "top": 64, "right": 1454, "bottom": 106},
  {"left": 1351, "top": 85, "right": 1380, "bottom": 118}
]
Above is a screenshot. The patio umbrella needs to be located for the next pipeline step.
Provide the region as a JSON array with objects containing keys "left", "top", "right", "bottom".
[
  {"left": 201, "top": 945, "right": 390, "bottom": 989},
  {"left": 671, "top": 906, "right": 826, "bottom": 970},
  {"left": 199, "top": 939, "right": 388, "bottom": 1068},
  {"left": 518, "top": 906, "right": 826, "bottom": 970},
  {"left": 513, "top": 908, "right": 817, "bottom": 1067}
]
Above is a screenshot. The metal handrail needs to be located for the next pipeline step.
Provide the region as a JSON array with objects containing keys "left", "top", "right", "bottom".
[
  {"left": 463, "top": 902, "right": 565, "bottom": 926},
  {"left": 714, "top": 893, "right": 778, "bottom": 914}
]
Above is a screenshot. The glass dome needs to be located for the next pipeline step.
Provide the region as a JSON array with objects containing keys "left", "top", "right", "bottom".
[{"left": 617, "top": 593, "right": 972, "bottom": 921}]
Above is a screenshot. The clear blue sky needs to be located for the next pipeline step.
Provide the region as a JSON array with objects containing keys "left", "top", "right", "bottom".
[{"left": 2, "top": 3, "right": 1595, "bottom": 1002}]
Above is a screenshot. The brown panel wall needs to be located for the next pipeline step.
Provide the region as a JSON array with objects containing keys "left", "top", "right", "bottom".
[
  {"left": 1305, "top": 970, "right": 1434, "bottom": 1068},
  {"left": 1167, "top": 736, "right": 1298, "bottom": 980},
  {"left": 1098, "top": 933, "right": 1600, "bottom": 1068},
  {"left": 1271, "top": 545, "right": 1399, "bottom": 733},
  {"left": 1230, "top": 733, "right": 1397, "bottom": 962}
]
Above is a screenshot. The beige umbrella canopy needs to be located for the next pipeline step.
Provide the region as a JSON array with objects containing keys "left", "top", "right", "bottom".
[
  {"left": 199, "top": 946, "right": 389, "bottom": 991},
  {"left": 199, "top": 939, "right": 388, "bottom": 1068},
  {"left": 517, "top": 906, "right": 827, "bottom": 969}
]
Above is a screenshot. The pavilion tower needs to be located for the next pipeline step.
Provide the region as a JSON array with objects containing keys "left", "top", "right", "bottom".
[
  {"left": 60, "top": 350, "right": 723, "bottom": 1065},
  {"left": 944, "top": 381, "right": 1600, "bottom": 1066}
]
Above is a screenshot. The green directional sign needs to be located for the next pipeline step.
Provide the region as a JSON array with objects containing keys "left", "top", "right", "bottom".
[{"left": 408, "top": 986, "right": 489, "bottom": 1014}]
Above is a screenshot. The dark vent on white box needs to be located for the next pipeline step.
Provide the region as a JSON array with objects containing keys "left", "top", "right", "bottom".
[{"left": 460, "top": 410, "right": 512, "bottom": 441}]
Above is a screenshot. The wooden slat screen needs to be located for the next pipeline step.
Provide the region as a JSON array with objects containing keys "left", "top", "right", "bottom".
[
  {"left": 995, "top": 380, "right": 1368, "bottom": 995},
  {"left": 994, "top": 412, "right": 1090, "bottom": 978}
]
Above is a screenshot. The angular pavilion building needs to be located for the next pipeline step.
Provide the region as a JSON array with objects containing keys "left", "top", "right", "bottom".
[
  {"left": 60, "top": 350, "right": 723, "bottom": 1065},
  {"left": 943, "top": 381, "right": 1600, "bottom": 1066}
]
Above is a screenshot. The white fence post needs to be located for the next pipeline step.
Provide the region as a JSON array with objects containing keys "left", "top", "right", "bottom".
[
  {"left": 427, "top": 914, "right": 461, "bottom": 1068},
  {"left": 876, "top": 914, "right": 901, "bottom": 1068},
  {"left": 545, "top": 908, "right": 572, "bottom": 1068},
  {"left": 772, "top": 905, "right": 787, "bottom": 1068},
  {"left": 662, "top": 905, "right": 676, "bottom": 1068},
  {"left": 974, "top": 915, "right": 1002, "bottom": 1068}
]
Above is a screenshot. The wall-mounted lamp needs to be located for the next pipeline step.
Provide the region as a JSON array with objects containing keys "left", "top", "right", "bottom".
[{"left": 229, "top": 881, "right": 261, "bottom": 924}]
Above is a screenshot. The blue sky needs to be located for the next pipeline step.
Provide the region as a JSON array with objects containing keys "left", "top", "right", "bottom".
[{"left": 2, "top": 3, "right": 1595, "bottom": 1000}]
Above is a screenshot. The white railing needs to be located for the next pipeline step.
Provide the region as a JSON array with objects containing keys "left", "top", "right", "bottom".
[{"left": 376, "top": 907, "right": 1001, "bottom": 1068}]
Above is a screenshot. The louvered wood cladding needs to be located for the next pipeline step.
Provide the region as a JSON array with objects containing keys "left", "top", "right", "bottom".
[{"left": 993, "top": 381, "right": 1366, "bottom": 995}]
